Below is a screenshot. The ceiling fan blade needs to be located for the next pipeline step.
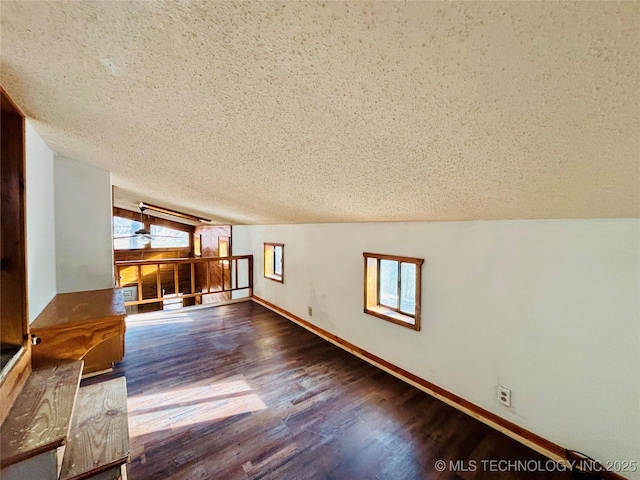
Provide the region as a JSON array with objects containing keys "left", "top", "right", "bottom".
[{"left": 114, "top": 234, "right": 183, "bottom": 240}]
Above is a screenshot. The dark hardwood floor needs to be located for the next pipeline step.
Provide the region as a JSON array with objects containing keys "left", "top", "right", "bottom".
[{"left": 85, "top": 301, "right": 571, "bottom": 480}]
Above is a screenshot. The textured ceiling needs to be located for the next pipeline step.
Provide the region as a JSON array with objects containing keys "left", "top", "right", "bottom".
[{"left": 1, "top": 1, "right": 638, "bottom": 224}]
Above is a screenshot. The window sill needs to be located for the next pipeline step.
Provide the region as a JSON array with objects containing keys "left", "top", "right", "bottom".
[
  {"left": 365, "top": 306, "right": 419, "bottom": 331},
  {"left": 265, "top": 274, "right": 283, "bottom": 283}
]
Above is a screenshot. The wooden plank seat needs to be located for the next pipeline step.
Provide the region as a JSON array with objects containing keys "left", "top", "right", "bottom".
[
  {"left": 30, "top": 289, "right": 126, "bottom": 374},
  {"left": 0, "top": 361, "right": 83, "bottom": 472},
  {"left": 60, "top": 377, "right": 130, "bottom": 480}
]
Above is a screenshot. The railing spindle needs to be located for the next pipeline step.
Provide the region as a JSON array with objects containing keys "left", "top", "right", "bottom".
[
  {"left": 156, "top": 264, "right": 161, "bottom": 300},
  {"left": 234, "top": 259, "right": 238, "bottom": 290},
  {"left": 249, "top": 256, "right": 254, "bottom": 296},
  {"left": 205, "top": 261, "right": 210, "bottom": 293},
  {"left": 221, "top": 259, "right": 226, "bottom": 292},
  {"left": 173, "top": 264, "right": 179, "bottom": 297},
  {"left": 190, "top": 263, "right": 195, "bottom": 295}
]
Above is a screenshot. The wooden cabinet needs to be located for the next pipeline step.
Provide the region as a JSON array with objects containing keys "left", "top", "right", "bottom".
[{"left": 30, "top": 289, "right": 126, "bottom": 375}]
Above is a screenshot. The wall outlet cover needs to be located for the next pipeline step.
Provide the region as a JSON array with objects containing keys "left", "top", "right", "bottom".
[{"left": 498, "top": 386, "right": 512, "bottom": 407}]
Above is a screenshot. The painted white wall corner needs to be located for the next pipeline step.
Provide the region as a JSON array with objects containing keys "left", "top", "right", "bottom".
[
  {"left": 54, "top": 155, "right": 114, "bottom": 293},
  {"left": 25, "top": 121, "right": 57, "bottom": 322}
]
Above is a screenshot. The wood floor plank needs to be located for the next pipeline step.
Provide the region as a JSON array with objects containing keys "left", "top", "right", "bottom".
[{"left": 84, "top": 302, "right": 571, "bottom": 479}]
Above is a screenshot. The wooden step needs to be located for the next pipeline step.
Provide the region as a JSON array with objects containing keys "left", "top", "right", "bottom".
[
  {"left": 60, "top": 377, "right": 130, "bottom": 480},
  {"left": 1, "top": 362, "right": 82, "bottom": 480},
  {"left": 0, "top": 361, "right": 83, "bottom": 471}
]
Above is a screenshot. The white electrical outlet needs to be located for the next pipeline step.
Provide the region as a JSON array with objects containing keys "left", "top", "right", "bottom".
[
  {"left": 498, "top": 386, "right": 511, "bottom": 407},
  {"left": 308, "top": 306, "right": 312, "bottom": 316}
]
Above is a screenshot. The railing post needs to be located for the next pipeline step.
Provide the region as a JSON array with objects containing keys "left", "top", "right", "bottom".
[
  {"left": 249, "top": 255, "right": 254, "bottom": 297},
  {"left": 234, "top": 258, "right": 239, "bottom": 290}
]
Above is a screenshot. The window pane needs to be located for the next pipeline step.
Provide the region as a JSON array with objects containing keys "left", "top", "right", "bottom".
[
  {"left": 264, "top": 245, "right": 274, "bottom": 275},
  {"left": 219, "top": 238, "right": 229, "bottom": 257},
  {"left": 365, "top": 257, "right": 378, "bottom": 308},
  {"left": 400, "top": 262, "right": 416, "bottom": 315},
  {"left": 379, "top": 260, "right": 398, "bottom": 309},
  {"left": 150, "top": 225, "right": 189, "bottom": 248},
  {"left": 113, "top": 216, "right": 143, "bottom": 250},
  {"left": 274, "top": 246, "right": 283, "bottom": 275}
]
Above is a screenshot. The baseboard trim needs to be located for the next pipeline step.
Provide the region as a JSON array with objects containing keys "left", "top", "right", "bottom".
[{"left": 252, "top": 296, "right": 566, "bottom": 462}]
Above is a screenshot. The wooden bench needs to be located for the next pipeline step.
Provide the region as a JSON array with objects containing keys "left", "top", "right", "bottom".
[{"left": 30, "top": 289, "right": 126, "bottom": 375}]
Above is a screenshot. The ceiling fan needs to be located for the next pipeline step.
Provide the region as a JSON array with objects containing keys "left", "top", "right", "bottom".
[
  {"left": 114, "top": 203, "right": 185, "bottom": 246},
  {"left": 131, "top": 204, "right": 153, "bottom": 245}
]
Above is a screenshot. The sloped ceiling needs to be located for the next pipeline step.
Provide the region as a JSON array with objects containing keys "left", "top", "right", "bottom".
[{"left": 1, "top": 1, "right": 638, "bottom": 224}]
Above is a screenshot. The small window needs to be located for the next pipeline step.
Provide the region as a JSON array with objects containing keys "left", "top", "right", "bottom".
[
  {"left": 194, "top": 234, "right": 202, "bottom": 256},
  {"left": 113, "top": 216, "right": 144, "bottom": 250},
  {"left": 219, "top": 236, "right": 230, "bottom": 266},
  {"left": 264, "top": 243, "right": 284, "bottom": 283},
  {"left": 150, "top": 225, "right": 189, "bottom": 248},
  {"left": 364, "top": 252, "right": 423, "bottom": 331}
]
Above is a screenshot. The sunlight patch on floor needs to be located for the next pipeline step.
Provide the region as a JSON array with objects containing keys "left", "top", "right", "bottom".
[
  {"left": 127, "top": 377, "right": 267, "bottom": 438},
  {"left": 126, "top": 311, "right": 194, "bottom": 327}
]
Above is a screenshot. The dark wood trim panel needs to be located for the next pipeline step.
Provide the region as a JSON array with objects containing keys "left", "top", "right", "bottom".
[
  {"left": 0, "top": 86, "right": 26, "bottom": 116},
  {"left": 1, "top": 89, "right": 28, "bottom": 349},
  {"left": 1, "top": 87, "right": 29, "bottom": 417},
  {"left": 252, "top": 295, "right": 570, "bottom": 463}
]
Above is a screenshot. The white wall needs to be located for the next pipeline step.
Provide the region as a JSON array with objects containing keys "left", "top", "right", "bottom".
[
  {"left": 25, "top": 121, "right": 57, "bottom": 322},
  {"left": 25, "top": 128, "right": 116, "bottom": 317},
  {"left": 233, "top": 219, "right": 640, "bottom": 477},
  {"left": 54, "top": 156, "right": 114, "bottom": 293}
]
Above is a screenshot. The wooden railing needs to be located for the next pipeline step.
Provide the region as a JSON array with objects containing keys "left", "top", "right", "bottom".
[{"left": 115, "top": 255, "right": 253, "bottom": 307}]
